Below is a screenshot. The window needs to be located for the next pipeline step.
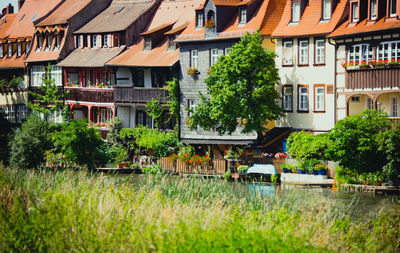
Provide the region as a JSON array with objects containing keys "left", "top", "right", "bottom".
[
  {"left": 348, "top": 44, "right": 373, "bottom": 63},
  {"left": 45, "top": 35, "right": 52, "bottom": 50},
  {"left": 283, "top": 40, "right": 293, "bottom": 65},
  {"left": 37, "top": 36, "right": 43, "bottom": 51},
  {"left": 282, "top": 85, "right": 293, "bottom": 111},
  {"left": 315, "top": 39, "right": 325, "bottom": 64},
  {"left": 76, "top": 35, "right": 82, "bottom": 48},
  {"left": 16, "top": 104, "right": 28, "bottom": 123},
  {"left": 370, "top": 0, "right": 377, "bottom": 20},
  {"left": 298, "top": 40, "right": 309, "bottom": 65},
  {"left": 292, "top": 1, "right": 300, "bottom": 22},
  {"left": 136, "top": 70, "right": 144, "bottom": 87},
  {"left": 377, "top": 41, "right": 400, "bottom": 61},
  {"left": 391, "top": 96, "right": 398, "bottom": 117},
  {"left": 314, "top": 85, "right": 325, "bottom": 112},
  {"left": 7, "top": 43, "right": 12, "bottom": 57},
  {"left": 25, "top": 41, "right": 30, "bottom": 53},
  {"left": 92, "top": 35, "right": 97, "bottom": 48},
  {"left": 196, "top": 11, "right": 204, "bottom": 28},
  {"left": 210, "top": 48, "right": 219, "bottom": 65},
  {"left": 351, "top": 96, "right": 360, "bottom": 102},
  {"left": 351, "top": 2, "right": 358, "bottom": 22},
  {"left": 239, "top": 8, "right": 247, "bottom": 24},
  {"left": 50, "top": 65, "right": 62, "bottom": 86},
  {"left": 224, "top": 47, "right": 232, "bottom": 55},
  {"left": 323, "top": 0, "right": 331, "bottom": 20},
  {"left": 188, "top": 99, "right": 196, "bottom": 116},
  {"left": 168, "top": 36, "right": 176, "bottom": 50},
  {"left": 366, "top": 97, "right": 374, "bottom": 110},
  {"left": 31, "top": 65, "right": 45, "bottom": 87},
  {"left": 190, "top": 49, "right": 198, "bottom": 67},
  {"left": 48, "top": 109, "right": 63, "bottom": 123},
  {"left": 389, "top": 0, "right": 397, "bottom": 17},
  {"left": 0, "top": 44, "right": 3, "bottom": 58},
  {"left": 146, "top": 114, "right": 154, "bottom": 129},
  {"left": 144, "top": 37, "right": 151, "bottom": 50},
  {"left": 137, "top": 111, "right": 145, "bottom": 126},
  {"left": 54, "top": 35, "right": 60, "bottom": 50},
  {"left": 298, "top": 86, "right": 308, "bottom": 111},
  {"left": 103, "top": 34, "right": 108, "bottom": 48},
  {"left": 3, "top": 106, "right": 15, "bottom": 123},
  {"left": 17, "top": 43, "right": 21, "bottom": 57}
]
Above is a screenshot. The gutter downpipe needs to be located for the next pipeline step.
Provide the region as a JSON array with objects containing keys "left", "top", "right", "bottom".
[{"left": 328, "top": 37, "right": 337, "bottom": 125}]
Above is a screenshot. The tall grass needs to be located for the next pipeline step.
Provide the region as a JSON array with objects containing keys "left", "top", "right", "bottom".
[{"left": 0, "top": 167, "right": 399, "bottom": 252}]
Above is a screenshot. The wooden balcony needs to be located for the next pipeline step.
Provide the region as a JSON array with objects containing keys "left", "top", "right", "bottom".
[
  {"left": 65, "top": 87, "right": 114, "bottom": 103},
  {"left": 346, "top": 67, "right": 400, "bottom": 90},
  {"left": 114, "top": 87, "right": 169, "bottom": 104}
]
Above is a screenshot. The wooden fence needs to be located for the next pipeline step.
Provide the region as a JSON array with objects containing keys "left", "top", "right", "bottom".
[{"left": 159, "top": 157, "right": 227, "bottom": 175}]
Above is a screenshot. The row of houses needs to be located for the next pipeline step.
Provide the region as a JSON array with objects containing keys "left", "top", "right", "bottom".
[{"left": 1, "top": 0, "right": 400, "bottom": 155}]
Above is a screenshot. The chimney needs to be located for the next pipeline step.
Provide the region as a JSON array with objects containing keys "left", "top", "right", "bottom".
[
  {"left": 6, "top": 4, "right": 14, "bottom": 14},
  {"left": 18, "top": 0, "right": 25, "bottom": 10},
  {"left": 2, "top": 8, "right": 6, "bottom": 17}
]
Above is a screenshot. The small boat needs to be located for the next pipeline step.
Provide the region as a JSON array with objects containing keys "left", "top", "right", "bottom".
[{"left": 246, "top": 164, "right": 280, "bottom": 182}]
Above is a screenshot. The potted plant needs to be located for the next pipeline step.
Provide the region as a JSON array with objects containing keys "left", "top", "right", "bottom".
[
  {"left": 187, "top": 66, "right": 199, "bottom": 77},
  {"left": 115, "top": 147, "right": 129, "bottom": 169},
  {"left": 281, "top": 162, "right": 292, "bottom": 173},
  {"left": 359, "top": 60, "right": 370, "bottom": 70},
  {"left": 205, "top": 19, "right": 215, "bottom": 29},
  {"left": 315, "top": 163, "right": 327, "bottom": 175}
]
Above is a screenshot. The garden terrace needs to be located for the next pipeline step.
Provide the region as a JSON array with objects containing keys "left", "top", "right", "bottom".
[
  {"left": 114, "top": 87, "right": 169, "bottom": 104},
  {"left": 66, "top": 87, "right": 114, "bottom": 103}
]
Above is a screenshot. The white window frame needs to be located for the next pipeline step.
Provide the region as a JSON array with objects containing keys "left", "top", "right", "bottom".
[
  {"left": 283, "top": 86, "right": 293, "bottom": 111},
  {"left": 224, "top": 47, "right": 232, "bottom": 55},
  {"left": 146, "top": 114, "right": 154, "bottom": 129},
  {"left": 0, "top": 44, "right": 3, "bottom": 58},
  {"left": 7, "top": 43, "right": 12, "bottom": 57},
  {"left": 314, "top": 86, "right": 325, "bottom": 112},
  {"left": 196, "top": 12, "right": 204, "bottom": 28},
  {"left": 298, "top": 40, "right": 309, "bottom": 65},
  {"left": 239, "top": 8, "right": 247, "bottom": 24},
  {"left": 283, "top": 40, "right": 293, "bottom": 65},
  {"left": 31, "top": 65, "right": 45, "bottom": 87},
  {"left": 50, "top": 65, "right": 62, "bottom": 86},
  {"left": 190, "top": 49, "right": 198, "bottom": 68},
  {"left": 298, "top": 86, "right": 308, "bottom": 111},
  {"left": 92, "top": 35, "right": 97, "bottom": 48},
  {"left": 37, "top": 36, "right": 43, "bottom": 51},
  {"left": 377, "top": 41, "right": 400, "bottom": 61},
  {"left": 17, "top": 43, "right": 22, "bottom": 57},
  {"left": 54, "top": 35, "right": 60, "bottom": 50},
  {"left": 25, "top": 41, "right": 30, "bottom": 53},
  {"left": 351, "top": 2, "right": 359, "bottom": 22},
  {"left": 16, "top": 104, "right": 28, "bottom": 123},
  {"left": 315, "top": 39, "right": 325, "bottom": 64},
  {"left": 323, "top": 0, "right": 332, "bottom": 20},
  {"left": 45, "top": 35, "right": 52, "bottom": 51},
  {"left": 370, "top": 0, "right": 377, "bottom": 20},
  {"left": 210, "top": 48, "right": 219, "bottom": 65},
  {"left": 76, "top": 35, "right": 82, "bottom": 48},
  {"left": 389, "top": 0, "right": 397, "bottom": 17},
  {"left": 144, "top": 37, "right": 151, "bottom": 50},
  {"left": 391, "top": 95, "right": 398, "bottom": 117},
  {"left": 292, "top": 1, "right": 300, "bottom": 22},
  {"left": 348, "top": 44, "right": 373, "bottom": 63},
  {"left": 188, "top": 99, "right": 196, "bottom": 117}
]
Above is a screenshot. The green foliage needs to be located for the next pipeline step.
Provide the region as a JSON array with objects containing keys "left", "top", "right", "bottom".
[
  {"left": 8, "top": 76, "right": 23, "bottom": 88},
  {"left": 287, "top": 131, "right": 331, "bottom": 161},
  {"left": 28, "top": 64, "right": 69, "bottom": 121},
  {"left": 145, "top": 98, "right": 164, "bottom": 128},
  {"left": 9, "top": 114, "right": 53, "bottom": 169},
  {"left": 299, "top": 159, "right": 323, "bottom": 173},
  {"left": 188, "top": 32, "right": 284, "bottom": 135},
  {"left": 237, "top": 165, "right": 249, "bottom": 173},
  {"left": 166, "top": 78, "right": 179, "bottom": 121},
  {"left": 328, "top": 110, "right": 392, "bottom": 174},
  {"left": 271, "top": 174, "right": 279, "bottom": 183},
  {"left": 224, "top": 170, "right": 232, "bottom": 180},
  {"left": 142, "top": 164, "right": 161, "bottom": 174},
  {"left": 51, "top": 119, "right": 108, "bottom": 169},
  {"left": 377, "top": 127, "right": 400, "bottom": 185},
  {"left": 281, "top": 162, "right": 296, "bottom": 172},
  {"left": 0, "top": 108, "right": 12, "bottom": 164},
  {"left": 114, "top": 147, "right": 128, "bottom": 163},
  {"left": 120, "top": 125, "right": 179, "bottom": 157}
]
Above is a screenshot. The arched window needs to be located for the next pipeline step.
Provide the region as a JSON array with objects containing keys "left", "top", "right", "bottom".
[{"left": 207, "top": 10, "right": 215, "bottom": 22}]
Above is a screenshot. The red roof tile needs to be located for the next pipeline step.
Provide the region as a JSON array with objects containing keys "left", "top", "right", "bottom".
[
  {"left": 259, "top": 0, "right": 286, "bottom": 35},
  {"left": 0, "top": 14, "right": 17, "bottom": 39},
  {"left": 37, "top": 0, "right": 93, "bottom": 26},
  {"left": 0, "top": 53, "right": 25, "bottom": 69},
  {"left": 271, "top": 0, "right": 348, "bottom": 38},
  {"left": 329, "top": 17, "right": 400, "bottom": 38}
]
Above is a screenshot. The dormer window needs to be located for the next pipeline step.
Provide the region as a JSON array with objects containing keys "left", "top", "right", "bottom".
[
  {"left": 168, "top": 35, "right": 176, "bottom": 50},
  {"left": 45, "top": 35, "right": 52, "bottom": 50},
  {"left": 389, "top": 0, "right": 397, "bottom": 17},
  {"left": 7, "top": 44, "right": 12, "bottom": 57},
  {"left": 17, "top": 43, "right": 21, "bottom": 57},
  {"left": 144, "top": 37, "right": 151, "bottom": 50},
  {"left": 37, "top": 36, "right": 43, "bottom": 51},
  {"left": 0, "top": 44, "right": 3, "bottom": 58},
  {"left": 292, "top": 1, "right": 300, "bottom": 22},
  {"left": 92, "top": 35, "right": 97, "bottom": 48},
  {"left": 239, "top": 7, "right": 247, "bottom": 24},
  {"left": 196, "top": 11, "right": 204, "bottom": 28},
  {"left": 206, "top": 10, "right": 215, "bottom": 29},
  {"left": 351, "top": 2, "right": 358, "bottom": 22},
  {"left": 25, "top": 42, "right": 30, "bottom": 53},
  {"left": 322, "top": 0, "right": 331, "bottom": 20},
  {"left": 54, "top": 35, "right": 60, "bottom": 50},
  {"left": 370, "top": 0, "right": 377, "bottom": 20},
  {"left": 103, "top": 34, "right": 108, "bottom": 48},
  {"left": 76, "top": 35, "right": 82, "bottom": 48}
]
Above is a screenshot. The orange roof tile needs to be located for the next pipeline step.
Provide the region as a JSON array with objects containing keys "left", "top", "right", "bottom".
[
  {"left": 329, "top": 17, "right": 400, "bottom": 38},
  {"left": 259, "top": 0, "right": 286, "bottom": 35},
  {"left": 6, "top": 0, "right": 64, "bottom": 39},
  {"left": 211, "top": 0, "right": 242, "bottom": 6},
  {"left": 107, "top": 0, "right": 203, "bottom": 67},
  {"left": 0, "top": 14, "right": 17, "bottom": 39},
  {"left": 141, "top": 22, "right": 175, "bottom": 35},
  {"left": 0, "top": 53, "right": 25, "bottom": 69},
  {"left": 271, "top": 0, "right": 348, "bottom": 38},
  {"left": 37, "top": 0, "right": 93, "bottom": 26}
]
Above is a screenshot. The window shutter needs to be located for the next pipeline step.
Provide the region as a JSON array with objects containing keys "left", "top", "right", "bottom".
[
  {"left": 87, "top": 35, "right": 91, "bottom": 47},
  {"left": 97, "top": 35, "right": 102, "bottom": 47}
]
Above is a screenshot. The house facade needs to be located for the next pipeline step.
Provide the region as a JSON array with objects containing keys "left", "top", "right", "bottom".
[
  {"left": 57, "top": 0, "right": 158, "bottom": 129},
  {"left": 329, "top": 0, "right": 400, "bottom": 123},
  {"left": 271, "top": 0, "right": 347, "bottom": 133}
]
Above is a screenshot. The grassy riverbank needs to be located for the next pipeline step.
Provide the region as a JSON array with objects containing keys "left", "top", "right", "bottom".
[{"left": 0, "top": 167, "right": 399, "bottom": 252}]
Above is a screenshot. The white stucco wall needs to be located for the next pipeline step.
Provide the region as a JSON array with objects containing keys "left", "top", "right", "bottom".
[{"left": 275, "top": 37, "right": 336, "bottom": 132}]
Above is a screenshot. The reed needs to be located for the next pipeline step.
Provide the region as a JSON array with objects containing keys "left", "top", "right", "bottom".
[{"left": 0, "top": 167, "right": 399, "bottom": 252}]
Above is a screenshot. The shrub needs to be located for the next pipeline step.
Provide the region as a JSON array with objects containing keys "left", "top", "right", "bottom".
[
  {"left": 9, "top": 114, "right": 53, "bottom": 169},
  {"left": 237, "top": 165, "right": 249, "bottom": 173},
  {"left": 377, "top": 127, "right": 400, "bottom": 185},
  {"left": 0, "top": 108, "right": 12, "bottom": 164},
  {"left": 287, "top": 131, "right": 330, "bottom": 161}
]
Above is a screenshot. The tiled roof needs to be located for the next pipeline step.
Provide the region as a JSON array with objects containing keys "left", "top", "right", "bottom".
[
  {"left": 6, "top": 0, "right": 63, "bottom": 39},
  {"left": 271, "top": 0, "right": 348, "bottom": 38},
  {"left": 0, "top": 53, "right": 25, "bottom": 69},
  {"left": 211, "top": 0, "right": 242, "bottom": 6},
  {"left": 74, "top": 0, "right": 157, "bottom": 33},
  {"left": 106, "top": 37, "right": 178, "bottom": 67},
  {"left": 57, "top": 46, "right": 126, "bottom": 67},
  {"left": 37, "top": 0, "right": 93, "bottom": 26},
  {"left": 329, "top": 18, "right": 400, "bottom": 38},
  {"left": 0, "top": 14, "right": 17, "bottom": 39},
  {"left": 107, "top": 0, "right": 203, "bottom": 67},
  {"left": 259, "top": 0, "right": 286, "bottom": 35},
  {"left": 141, "top": 22, "right": 175, "bottom": 35}
]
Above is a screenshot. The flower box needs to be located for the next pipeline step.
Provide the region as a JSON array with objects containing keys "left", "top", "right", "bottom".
[
  {"left": 187, "top": 67, "right": 199, "bottom": 77},
  {"left": 205, "top": 19, "right": 215, "bottom": 29}
]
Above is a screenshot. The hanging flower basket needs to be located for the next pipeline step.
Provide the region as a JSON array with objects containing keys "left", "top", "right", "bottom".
[
  {"left": 187, "top": 67, "right": 199, "bottom": 77},
  {"left": 205, "top": 19, "right": 215, "bottom": 29}
]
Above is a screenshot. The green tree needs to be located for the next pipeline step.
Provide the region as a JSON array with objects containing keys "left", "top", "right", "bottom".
[
  {"left": 28, "top": 64, "right": 69, "bottom": 122},
  {"left": 327, "top": 110, "right": 393, "bottom": 174},
  {"left": 9, "top": 114, "right": 53, "bottom": 169},
  {"left": 187, "top": 32, "right": 283, "bottom": 139},
  {"left": 287, "top": 131, "right": 331, "bottom": 161},
  {"left": 0, "top": 108, "right": 12, "bottom": 164},
  {"left": 146, "top": 98, "right": 164, "bottom": 129},
  {"left": 377, "top": 127, "right": 400, "bottom": 185}
]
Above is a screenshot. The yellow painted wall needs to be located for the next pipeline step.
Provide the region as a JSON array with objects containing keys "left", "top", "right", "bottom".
[
  {"left": 377, "top": 92, "right": 400, "bottom": 117},
  {"left": 0, "top": 91, "right": 28, "bottom": 106},
  {"left": 261, "top": 37, "right": 276, "bottom": 131},
  {"left": 348, "top": 95, "right": 367, "bottom": 115}
]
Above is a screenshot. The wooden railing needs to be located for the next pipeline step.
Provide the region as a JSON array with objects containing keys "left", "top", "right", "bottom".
[
  {"left": 346, "top": 67, "right": 400, "bottom": 90},
  {"left": 159, "top": 157, "right": 226, "bottom": 175},
  {"left": 65, "top": 87, "right": 114, "bottom": 103},
  {"left": 114, "top": 87, "right": 169, "bottom": 103}
]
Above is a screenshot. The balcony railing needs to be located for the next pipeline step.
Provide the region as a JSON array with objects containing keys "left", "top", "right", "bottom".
[
  {"left": 114, "top": 87, "right": 169, "bottom": 104},
  {"left": 66, "top": 87, "right": 114, "bottom": 103},
  {"left": 346, "top": 67, "right": 400, "bottom": 90}
]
